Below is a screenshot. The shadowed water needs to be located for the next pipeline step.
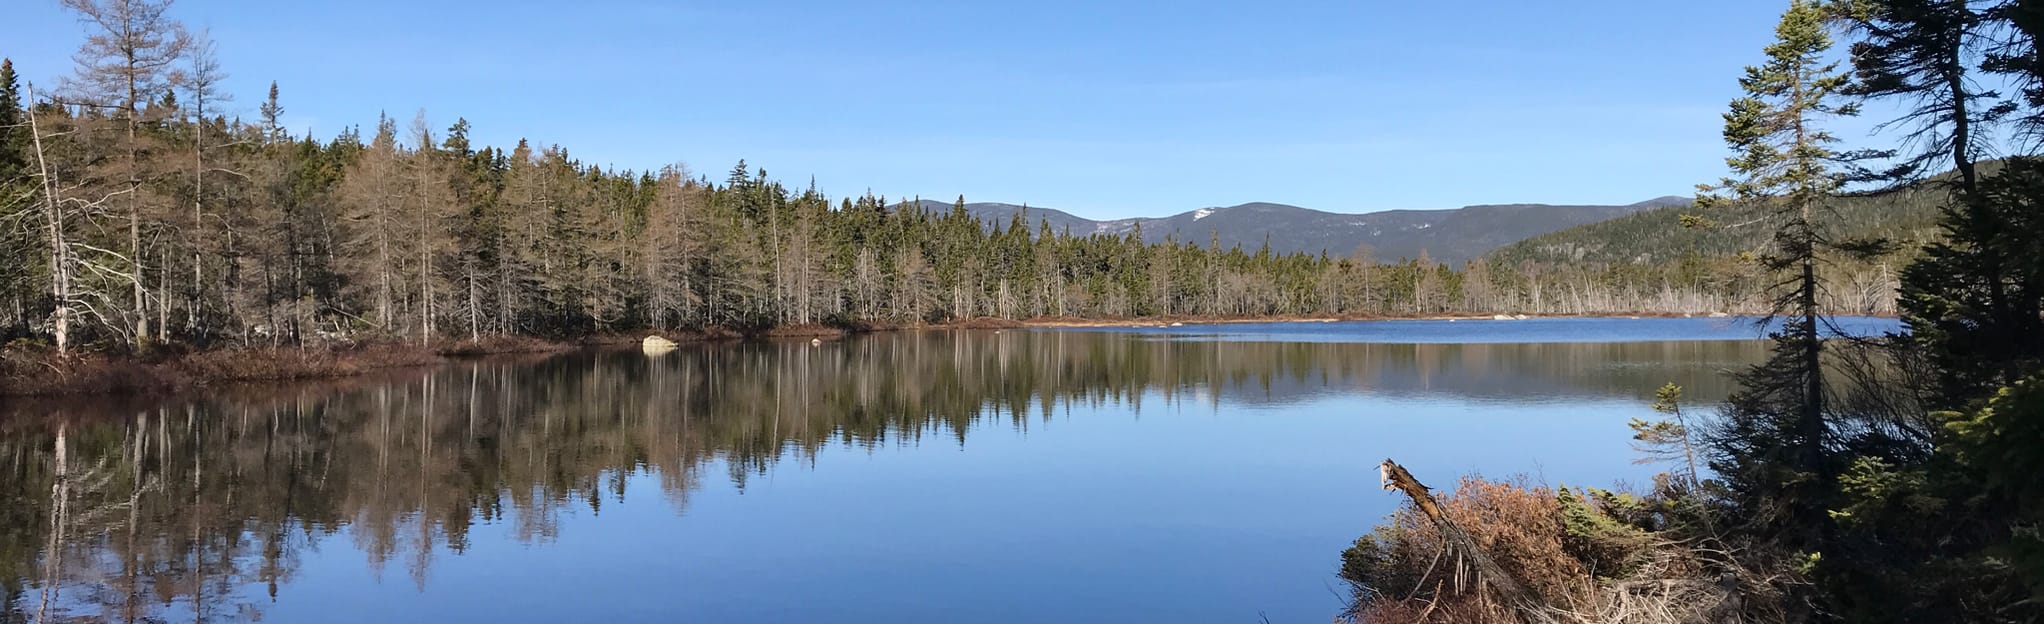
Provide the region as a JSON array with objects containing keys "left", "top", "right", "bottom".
[{"left": 0, "top": 318, "right": 1896, "bottom": 623}]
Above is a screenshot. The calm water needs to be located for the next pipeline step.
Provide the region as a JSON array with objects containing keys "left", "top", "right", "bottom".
[{"left": 0, "top": 317, "right": 1899, "bottom": 623}]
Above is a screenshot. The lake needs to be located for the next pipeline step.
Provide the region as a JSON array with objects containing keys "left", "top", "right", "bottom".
[{"left": 0, "top": 317, "right": 1899, "bottom": 623}]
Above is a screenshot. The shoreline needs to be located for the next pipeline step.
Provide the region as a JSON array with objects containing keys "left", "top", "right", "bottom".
[
  {"left": 1, "top": 311, "right": 1875, "bottom": 398},
  {"left": 1001, "top": 310, "right": 1821, "bottom": 328}
]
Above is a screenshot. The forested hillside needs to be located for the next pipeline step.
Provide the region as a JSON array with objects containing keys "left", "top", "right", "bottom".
[
  {"left": 952, "top": 196, "right": 1685, "bottom": 264},
  {"left": 1494, "top": 183, "right": 1947, "bottom": 265},
  {"left": 1477, "top": 182, "right": 1950, "bottom": 317}
]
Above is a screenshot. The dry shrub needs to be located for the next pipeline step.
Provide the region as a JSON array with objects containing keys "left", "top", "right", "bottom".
[
  {"left": 1342, "top": 475, "right": 1767, "bottom": 624},
  {"left": 1345, "top": 477, "right": 1585, "bottom": 602},
  {"left": 173, "top": 343, "right": 442, "bottom": 382},
  {"left": 0, "top": 350, "right": 169, "bottom": 395},
  {"left": 1354, "top": 593, "right": 1522, "bottom": 624},
  {"left": 0, "top": 342, "right": 449, "bottom": 396}
]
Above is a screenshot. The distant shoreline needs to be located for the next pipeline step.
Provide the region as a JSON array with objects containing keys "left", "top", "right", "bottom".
[
  {"left": 1007, "top": 311, "right": 1738, "bottom": 328},
  {"left": 3, "top": 311, "right": 1892, "bottom": 398}
]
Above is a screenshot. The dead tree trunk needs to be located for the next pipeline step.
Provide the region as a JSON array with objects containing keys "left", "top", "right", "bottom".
[
  {"left": 26, "top": 84, "right": 72, "bottom": 355},
  {"left": 1379, "top": 458, "right": 1551, "bottom": 622}
]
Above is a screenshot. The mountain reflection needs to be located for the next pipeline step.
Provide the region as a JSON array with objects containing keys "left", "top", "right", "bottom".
[{"left": 0, "top": 331, "right": 1762, "bottom": 622}]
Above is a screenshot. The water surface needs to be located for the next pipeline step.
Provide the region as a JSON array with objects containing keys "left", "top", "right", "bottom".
[{"left": 0, "top": 318, "right": 1896, "bottom": 622}]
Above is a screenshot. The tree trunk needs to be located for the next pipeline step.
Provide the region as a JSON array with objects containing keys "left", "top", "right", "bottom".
[
  {"left": 129, "top": 67, "right": 149, "bottom": 346},
  {"left": 467, "top": 260, "right": 479, "bottom": 341},
  {"left": 1378, "top": 459, "right": 1549, "bottom": 622},
  {"left": 192, "top": 111, "right": 205, "bottom": 337},
  {"left": 158, "top": 244, "right": 169, "bottom": 342},
  {"left": 1801, "top": 251, "right": 1826, "bottom": 475},
  {"left": 26, "top": 85, "right": 72, "bottom": 355}
]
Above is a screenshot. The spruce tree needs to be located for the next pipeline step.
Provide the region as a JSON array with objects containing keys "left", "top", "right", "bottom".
[
  {"left": 0, "top": 59, "right": 34, "bottom": 339},
  {"left": 0, "top": 59, "right": 25, "bottom": 180},
  {"left": 1838, "top": 0, "right": 2044, "bottom": 406},
  {"left": 259, "top": 81, "right": 284, "bottom": 142},
  {"left": 1696, "top": 0, "right": 1859, "bottom": 551}
]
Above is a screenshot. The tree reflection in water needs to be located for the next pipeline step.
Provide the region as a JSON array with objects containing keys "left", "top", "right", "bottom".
[{"left": 0, "top": 331, "right": 1763, "bottom": 622}]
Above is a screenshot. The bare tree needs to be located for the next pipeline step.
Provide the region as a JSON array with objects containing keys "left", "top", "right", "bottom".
[
  {"left": 338, "top": 114, "right": 405, "bottom": 332},
  {"left": 60, "top": 0, "right": 192, "bottom": 345},
  {"left": 182, "top": 30, "right": 229, "bottom": 335},
  {"left": 405, "top": 111, "right": 453, "bottom": 344},
  {"left": 25, "top": 83, "right": 84, "bottom": 354},
  {"left": 642, "top": 165, "right": 704, "bottom": 328},
  {"left": 20, "top": 88, "right": 166, "bottom": 351}
]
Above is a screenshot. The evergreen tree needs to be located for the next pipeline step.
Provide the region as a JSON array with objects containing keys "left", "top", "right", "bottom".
[
  {"left": 1696, "top": 0, "right": 1861, "bottom": 553},
  {"left": 259, "top": 82, "right": 283, "bottom": 142},
  {"left": 0, "top": 60, "right": 25, "bottom": 181},
  {"left": 1835, "top": 0, "right": 1993, "bottom": 185},
  {"left": 0, "top": 59, "right": 35, "bottom": 339},
  {"left": 1837, "top": 0, "right": 2044, "bottom": 406},
  {"left": 1895, "top": 155, "right": 2044, "bottom": 400}
]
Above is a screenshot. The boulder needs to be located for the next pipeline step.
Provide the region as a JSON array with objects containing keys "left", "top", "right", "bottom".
[{"left": 641, "top": 335, "right": 679, "bottom": 355}]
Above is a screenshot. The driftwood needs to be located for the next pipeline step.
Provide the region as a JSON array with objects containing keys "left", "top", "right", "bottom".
[{"left": 1379, "top": 458, "right": 1553, "bottom": 623}]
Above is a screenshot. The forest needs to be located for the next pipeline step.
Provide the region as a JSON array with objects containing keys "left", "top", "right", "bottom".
[{"left": 0, "top": 2, "right": 1929, "bottom": 361}]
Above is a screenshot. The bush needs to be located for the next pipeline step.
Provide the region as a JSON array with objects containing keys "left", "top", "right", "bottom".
[
  {"left": 1559, "top": 486, "right": 1655, "bottom": 578},
  {"left": 1341, "top": 476, "right": 1586, "bottom": 609},
  {"left": 1341, "top": 475, "right": 1759, "bottom": 623}
]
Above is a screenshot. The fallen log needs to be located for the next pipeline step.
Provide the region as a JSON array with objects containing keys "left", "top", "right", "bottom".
[{"left": 1379, "top": 458, "right": 1552, "bottom": 623}]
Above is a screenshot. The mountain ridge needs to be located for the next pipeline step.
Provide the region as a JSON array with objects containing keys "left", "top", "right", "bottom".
[{"left": 903, "top": 196, "right": 1690, "bottom": 265}]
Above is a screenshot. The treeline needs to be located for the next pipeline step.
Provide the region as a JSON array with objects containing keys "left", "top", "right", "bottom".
[
  {"left": 0, "top": 2, "right": 1888, "bottom": 357},
  {"left": 1493, "top": 180, "right": 1947, "bottom": 314}
]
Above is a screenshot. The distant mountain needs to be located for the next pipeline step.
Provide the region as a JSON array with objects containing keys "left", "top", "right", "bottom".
[{"left": 908, "top": 196, "right": 1690, "bottom": 265}]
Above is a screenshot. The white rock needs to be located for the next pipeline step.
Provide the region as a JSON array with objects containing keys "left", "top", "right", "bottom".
[{"left": 641, "top": 335, "right": 679, "bottom": 355}]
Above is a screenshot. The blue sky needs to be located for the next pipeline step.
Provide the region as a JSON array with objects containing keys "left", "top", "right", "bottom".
[{"left": 3, "top": 0, "right": 1847, "bottom": 218}]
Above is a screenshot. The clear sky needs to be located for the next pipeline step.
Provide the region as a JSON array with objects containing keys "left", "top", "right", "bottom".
[{"left": 2, "top": 0, "right": 1847, "bottom": 218}]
